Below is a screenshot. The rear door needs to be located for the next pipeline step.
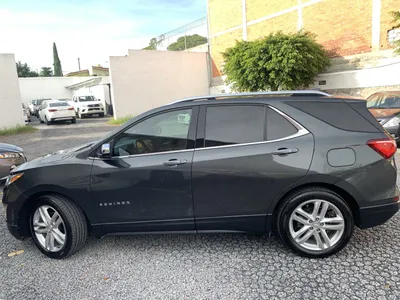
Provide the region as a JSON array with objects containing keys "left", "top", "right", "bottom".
[{"left": 192, "top": 104, "right": 314, "bottom": 233}]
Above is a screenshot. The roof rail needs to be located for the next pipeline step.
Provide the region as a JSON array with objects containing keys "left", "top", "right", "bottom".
[{"left": 169, "top": 90, "right": 330, "bottom": 105}]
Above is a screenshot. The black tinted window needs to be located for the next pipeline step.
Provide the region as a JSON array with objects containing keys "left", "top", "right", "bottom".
[
  {"left": 287, "top": 100, "right": 378, "bottom": 132},
  {"left": 205, "top": 106, "right": 265, "bottom": 147},
  {"left": 49, "top": 102, "right": 69, "bottom": 107},
  {"left": 266, "top": 108, "right": 298, "bottom": 140}
]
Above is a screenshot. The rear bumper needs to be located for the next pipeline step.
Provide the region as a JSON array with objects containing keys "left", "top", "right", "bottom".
[
  {"left": 358, "top": 200, "right": 400, "bottom": 229},
  {"left": 383, "top": 126, "right": 400, "bottom": 139}
]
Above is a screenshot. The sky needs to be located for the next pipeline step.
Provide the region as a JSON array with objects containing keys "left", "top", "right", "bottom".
[{"left": 0, "top": 0, "right": 206, "bottom": 74}]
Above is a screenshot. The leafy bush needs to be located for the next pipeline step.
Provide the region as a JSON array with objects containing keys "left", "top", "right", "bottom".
[{"left": 222, "top": 31, "right": 331, "bottom": 91}]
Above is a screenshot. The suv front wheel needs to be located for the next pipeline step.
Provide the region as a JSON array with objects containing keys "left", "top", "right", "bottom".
[
  {"left": 30, "top": 195, "right": 88, "bottom": 259},
  {"left": 277, "top": 187, "right": 354, "bottom": 258}
]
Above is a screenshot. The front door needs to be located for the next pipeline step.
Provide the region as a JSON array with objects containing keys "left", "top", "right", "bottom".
[
  {"left": 192, "top": 104, "right": 314, "bottom": 233},
  {"left": 90, "top": 107, "right": 197, "bottom": 234}
]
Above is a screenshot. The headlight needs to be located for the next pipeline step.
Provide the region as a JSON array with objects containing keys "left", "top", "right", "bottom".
[
  {"left": 5, "top": 173, "right": 24, "bottom": 186},
  {"left": 0, "top": 152, "right": 22, "bottom": 159},
  {"left": 383, "top": 116, "right": 400, "bottom": 128}
]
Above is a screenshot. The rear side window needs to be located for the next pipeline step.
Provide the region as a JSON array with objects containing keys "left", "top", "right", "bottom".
[
  {"left": 286, "top": 101, "right": 379, "bottom": 132},
  {"left": 205, "top": 106, "right": 265, "bottom": 147},
  {"left": 266, "top": 108, "right": 298, "bottom": 140},
  {"left": 49, "top": 102, "right": 69, "bottom": 107}
]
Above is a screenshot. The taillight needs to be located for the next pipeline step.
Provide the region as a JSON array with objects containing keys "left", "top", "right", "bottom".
[
  {"left": 67, "top": 107, "right": 74, "bottom": 111},
  {"left": 367, "top": 138, "right": 397, "bottom": 159},
  {"left": 48, "top": 109, "right": 57, "bottom": 112}
]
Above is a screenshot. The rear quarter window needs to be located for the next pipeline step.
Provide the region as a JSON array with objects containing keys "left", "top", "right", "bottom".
[{"left": 286, "top": 101, "right": 379, "bottom": 132}]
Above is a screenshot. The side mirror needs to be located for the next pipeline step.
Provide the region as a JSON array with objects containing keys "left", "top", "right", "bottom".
[{"left": 101, "top": 143, "right": 111, "bottom": 158}]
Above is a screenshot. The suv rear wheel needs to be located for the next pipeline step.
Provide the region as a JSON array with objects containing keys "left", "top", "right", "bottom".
[
  {"left": 30, "top": 195, "right": 88, "bottom": 259},
  {"left": 277, "top": 187, "right": 354, "bottom": 258}
]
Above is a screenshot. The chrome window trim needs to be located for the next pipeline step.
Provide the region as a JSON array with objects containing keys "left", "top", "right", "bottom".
[
  {"left": 89, "top": 106, "right": 309, "bottom": 159},
  {"left": 89, "top": 148, "right": 194, "bottom": 160}
]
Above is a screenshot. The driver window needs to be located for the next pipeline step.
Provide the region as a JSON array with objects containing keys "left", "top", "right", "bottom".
[{"left": 113, "top": 109, "right": 192, "bottom": 157}]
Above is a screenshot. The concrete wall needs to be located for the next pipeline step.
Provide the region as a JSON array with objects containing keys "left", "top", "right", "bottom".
[
  {"left": 109, "top": 50, "right": 210, "bottom": 119},
  {"left": 0, "top": 54, "right": 24, "bottom": 128},
  {"left": 19, "top": 77, "right": 96, "bottom": 104}
]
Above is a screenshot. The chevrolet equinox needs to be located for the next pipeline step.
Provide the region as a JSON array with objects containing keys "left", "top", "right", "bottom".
[{"left": 3, "top": 91, "right": 399, "bottom": 259}]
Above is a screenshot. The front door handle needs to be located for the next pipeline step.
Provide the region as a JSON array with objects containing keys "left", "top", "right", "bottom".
[
  {"left": 272, "top": 148, "right": 299, "bottom": 155},
  {"left": 163, "top": 159, "right": 188, "bottom": 167}
]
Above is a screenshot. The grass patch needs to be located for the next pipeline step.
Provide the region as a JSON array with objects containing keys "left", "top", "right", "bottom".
[
  {"left": 108, "top": 115, "right": 134, "bottom": 125},
  {"left": 0, "top": 125, "right": 38, "bottom": 136}
]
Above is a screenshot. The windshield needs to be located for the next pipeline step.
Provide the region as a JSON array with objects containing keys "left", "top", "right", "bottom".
[
  {"left": 367, "top": 94, "right": 400, "bottom": 109},
  {"left": 78, "top": 96, "right": 96, "bottom": 102},
  {"left": 49, "top": 102, "right": 69, "bottom": 107},
  {"left": 37, "top": 99, "right": 51, "bottom": 105}
]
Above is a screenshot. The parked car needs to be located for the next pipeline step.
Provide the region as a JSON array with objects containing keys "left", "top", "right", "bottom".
[
  {"left": 366, "top": 90, "right": 400, "bottom": 141},
  {"left": 22, "top": 103, "right": 30, "bottom": 123},
  {"left": 29, "top": 99, "right": 52, "bottom": 117},
  {"left": 70, "top": 95, "right": 105, "bottom": 118},
  {"left": 38, "top": 100, "right": 76, "bottom": 125},
  {"left": 3, "top": 91, "right": 399, "bottom": 259},
  {"left": 0, "top": 143, "right": 26, "bottom": 183}
]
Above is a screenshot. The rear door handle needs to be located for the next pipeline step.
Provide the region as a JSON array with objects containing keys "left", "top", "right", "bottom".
[
  {"left": 163, "top": 159, "right": 188, "bottom": 167},
  {"left": 272, "top": 148, "right": 299, "bottom": 155}
]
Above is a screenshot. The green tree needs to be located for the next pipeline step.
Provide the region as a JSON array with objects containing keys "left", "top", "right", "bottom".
[
  {"left": 392, "top": 11, "right": 400, "bottom": 55},
  {"left": 40, "top": 67, "right": 53, "bottom": 77},
  {"left": 143, "top": 38, "right": 158, "bottom": 50},
  {"left": 222, "top": 31, "right": 331, "bottom": 92},
  {"left": 167, "top": 34, "right": 207, "bottom": 51},
  {"left": 16, "top": 61, "right": 39, "bottom": 77},
  {"left": 53, "top": 42, "right": 63, "bottom": 76}
]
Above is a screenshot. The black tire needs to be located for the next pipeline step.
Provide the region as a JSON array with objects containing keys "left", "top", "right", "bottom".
[
  {"left": 29, "top": 195, "right": 88, "bottom": 259},
  {"left": 99, "top": 113, "right": 105, "bottom": 118},
  {"left": 71, "top": 118, "right": 76, "bottom": 124},
  {"left": 45, "top": 116, "right": 51, "bottom": 125},
  {"left": 39, "top": 117, "right": 44, "bottom": 124},
  {"left": 277, "top": 187, "right": 354, "bottom": 258}
]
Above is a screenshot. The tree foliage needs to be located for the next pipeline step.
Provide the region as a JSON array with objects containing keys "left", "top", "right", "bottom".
[
  {"left": 167, "top": 34, "right": 207, "bottom": 51},
  {"left": 143, "top": 38, "right": 159, "bottom": 50},
  {"left": 222, "top": 31, "right": 331, "bottom": 91},
  {"left": 40, "top": 67, "right": 53, "bottom": 77},
  {"left": 16, "top": 61, "right": 39, "bottom": 77},
  {"left": 392, "top": 11, "right": 400, "bottom": 55},
  {"left": 53, "top": 42, "right": 63, "bottom": 76}
]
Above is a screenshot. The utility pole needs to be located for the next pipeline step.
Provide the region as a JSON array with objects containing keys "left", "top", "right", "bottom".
[{"left": 78, "top": 57, "right": 81, "bottom": 71}]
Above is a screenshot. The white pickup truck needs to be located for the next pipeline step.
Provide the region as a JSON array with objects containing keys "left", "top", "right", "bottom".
[{"left": 69, "top": 95, "right": 105, "bottom": 118}]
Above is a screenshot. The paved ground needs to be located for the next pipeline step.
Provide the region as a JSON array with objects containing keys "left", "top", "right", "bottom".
[{"left": 1, "top": 118, "right": 400, "bottom": 299}]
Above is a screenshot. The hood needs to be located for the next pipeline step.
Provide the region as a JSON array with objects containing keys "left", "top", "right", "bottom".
[
  {"left": 369, "top": 108, "right": 400, "bottom": 118},
  {"left": 12, "top": 141, "right": 95, "bottom": 172},
  {"left": 0, "top": 143, "right": 23, "bottom": 153}
]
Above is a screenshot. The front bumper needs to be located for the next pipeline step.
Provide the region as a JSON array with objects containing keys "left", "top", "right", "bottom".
[
  {"left": 358, "top": 199, "right": 400, "bottom": 229},
  {"left": 80, "top": 108, "right": 104, "bottom": 115}
]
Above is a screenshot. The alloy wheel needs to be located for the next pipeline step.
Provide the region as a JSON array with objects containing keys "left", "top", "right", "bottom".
[
  {"left": 32, "top": 205, "right": 66, "bottom": 252},
  {"left": 289, "top": 199, "right": 345, "bottom": 251}
]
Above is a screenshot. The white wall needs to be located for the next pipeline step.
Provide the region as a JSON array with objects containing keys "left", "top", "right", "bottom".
[
  {"left": 109, "top": 50, "right": 210, "bottom": 119},
  {"left": 312, "top": 60, "right": 400, "bottom": 90},
  {"left": 19, "top": 77, "right": 96, "bottom": 104},
  {"left": 0, "top": 54, "right": 24, "bottom": 128}
]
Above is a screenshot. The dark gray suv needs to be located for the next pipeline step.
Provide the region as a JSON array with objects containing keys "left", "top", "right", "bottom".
[{"left": 2, "top": 91, "right": 399, "bottom": 259}]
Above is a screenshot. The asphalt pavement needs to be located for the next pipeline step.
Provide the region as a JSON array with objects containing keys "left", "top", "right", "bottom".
[{"left": 0, "top": 117, "right": 399, "bottom": 299}]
